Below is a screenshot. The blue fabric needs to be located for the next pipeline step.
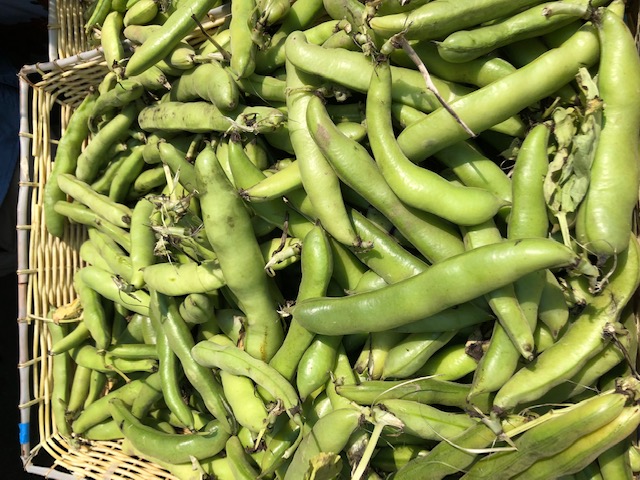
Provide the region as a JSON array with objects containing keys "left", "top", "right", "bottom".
[{"left": 19, "top": 422, "right": 29, "bottom": 444}]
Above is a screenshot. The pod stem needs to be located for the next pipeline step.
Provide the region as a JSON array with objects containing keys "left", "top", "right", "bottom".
[
  {"left": 389, "top": 34, "right": 476, "bottom": 137},
  {"left": 351, "top": 420, "right": 383, "bottom": 480}
]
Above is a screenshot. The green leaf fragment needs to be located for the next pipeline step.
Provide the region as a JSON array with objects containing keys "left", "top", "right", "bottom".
[{"left": 543, "top": 68, "right": 602, "bottom": 246}]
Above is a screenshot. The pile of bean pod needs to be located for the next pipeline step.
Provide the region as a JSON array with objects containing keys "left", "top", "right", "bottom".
[{"left": 42, "top": 0, "right": 640, "bottom": 478}]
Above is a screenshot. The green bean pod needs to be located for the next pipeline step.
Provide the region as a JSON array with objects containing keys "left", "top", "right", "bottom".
[
  {"left": 86, "top": 229, "right": 133, "bottom": 282},
  {"left": 76, "top": 102, "right": 139, "bottom": 183},
  {"left": 575, "top": 7, "right": 640, "bottom": 258},
  {"left": 268, "top": 224, "right": 333, "bottom": 382},
  {"left": 109, "top": 398, "right": 229, "bottom": 464},
  {"left": 48, "top": 322, "right": 71, "bottom": 436},
  {"left": 285, "top": 31, "right": 472, "bottom": 115},
  {"left": 69, "top": 343, "right": 157, "bottom": 373},
  {"left": 354, "top": 331, "right": 406, "bottom": 380},
  {"left": 169, "top": 61, "right": 240, "bottom": 110},
  {"left": 191, "top": 342, "right": 301, "bottom": 416},
  {"left": 233, "top": 72, "right": 287, "bottom": 103},
  {"left": 196, "top": 144, "right": 284, "bottom": 362},
  {"left": 392, "top": 416, "right": 524, "bottom": 480},
  {"left": 178, "top": 293, "right": 215, "bottom": 325},
  {"left": 124, "top": 0, "right": 217, "bottom": 77},
  {"left": 138, "top": 101, "right": 286, "bottom": 134},
  {"left": 462, "top": 391, "right": 629, "bottom": 479},
  {"left": 294, "top": 238, "right": 578, "bottom": 335},
  {"left": 390, "top": 41, "right": 517, "bottom": 88},
  {"left": 537, "top": 269, "right": 570, "bottom": 337},
  {"left": 437, "top": 1, "right": 594, "bottom": 63},
  {"left": 395, "top": 301, "right": 494, "bottom": 333},
  {"left": 190, "top": 341, "right": 304, "bottom": 463},
  {"left": 397, "top": 22, "right": 599, "bottom": 162},
  {"left": 369, "top": 0, "right": 548, "bottom": 40},
  {"left": 598, "top": 435, "right": 634, "bottom": 479},
  {"left": 492, "top": 235, "right": 640, "bottom": 414},
  {"left": 285, "top": 54, "right": 360, "bottom": 247},
  {"left": 73, "top": 272, "right": 111, "bottom": 351},
  {"left": 123, "top": 0, "right": 158, "bottom": 26},
  {"left": 296, "top": 334, "right": 341, "bottom": 399},
  {"left": 417, "top": 342, "right": 480, "bottom": 382},
  {"left": 510, "top": 402, "right": 640, "bottom": 479},
  {"left": 463, "top": 220, "right": 535, "bottom": 360},
  {"left": 508, "top": 123, "right": 551, "bottom": 239},
  {"left": 367, "top": 59, "right": 506, "bottom": 226},
  {"left": 77, "top": 266, "right": 149, "bottom": 315},
  {"left": 259, "top": 416, "right": 303, "bottom": 475},
  {"left": 336, "top": 377, "right": 492, "bottom": 412},
  {"left": 502, "top": 36, "right": 579, "bottom": 103},
  {"left": 376, "top": 399, "right": 477, "bottom": 441},
  {"left": 229, "top": 0, "right": 258, "bottom": 79},
  {"left": 433, "top": 141, "right": 513, "bottom": 208},
  {"left": 143, "top": 260, "right": 225, "bottom": 296},
  {"left": 221, "top": 369, "right": 270, "bottom": 435},
  {"left": 207, "top": 333, "right": 271, "bottom": 435},
  {"left": 85, "top": 0, "right": 112, "bottom": 32},
  {"left": 57, "top": 201, "right": 131, "bottom": 252},
  {"left": 130, "top": 372, "right": 164, "bottom": 418},
  {"left": 156, "top": 140, "right": 197, "bottom": 192},
  {"left": 128, "top": 196, "right": 158, "bottom": 290},
  {"left": 253, "top": 0, "right": 326, "bottom": 73},
  {"left": 535, "top": 305, "right": 637, "bottom": 405},
  {"left": 149, "top": 307, "right": 195, "bottom": 431},
  {"left": 469, "top": 319, "right": 522, "bottom": 404},
  {"left": 306, "top": 94, "right": 466, "bottom": 263},
  {"left": 225, "top": 435, "right": 261, "bottom": 480},
  {"left": 151, "top": 290, "right": 235, "bottom": 433},
  {"left": 44, "top": 92, "right": 98, "bottom": 237},
  {"left": 109, "top": 145, "right": 147, "bottom": 204},
  {"left": 130, "top": 165, "right": 166, "bottom": 197},
  {"left": 382, "top": 330, "right": 456, "bottom": 379},
  {"left": 107, "top": 343, "right": 159, "bottom": 360},
  {"left": 508, "top": 121, "right": 554, "bottom": 363},
  {"left": 123, "top": 23, "right": 159, "bottom": 44},
  {"left": 66, "top": 365, "right": 97, "bottom": 421},
  {"left": 626, "top": 444, "right": 640, "bottom": 476},
  {"left": 243, "top": 160, "right": 301, "bottom": 201},
  {"left": 129, "top": 65, "right": 170, "bottom": 91},
  {"left": 71, "top": 374, "right": 154, "bottom": 434},
  {"left": 164, "top": 39, "right": 196, "bottom": 70},
  {"left": 224, "top": 138, "right": 313, "bottom": 247},
  {"left": 101, "top": 11, "right": 125, "bottom": 72},
  {"left": 90, "top": 144, "right": 130, "bottom": 194},
  {"left": 57, "top": 173, "right": 133, "bottom": 228},
  {"left": 349, "top": 209, "right": 428, "bottom": 284},
  {"left": 89, "top": 79, "right": 144, "bottom": 128},
  {"left": 282, "top": 407, "right": 364, "bottom": 480},
  {"left": 371, "top": 445, "right": 430, "bottom": 473}
]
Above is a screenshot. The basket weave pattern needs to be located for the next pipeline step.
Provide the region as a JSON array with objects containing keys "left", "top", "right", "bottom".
[{"left": 17, "top": 1, "right": 179, "bottom": 477}]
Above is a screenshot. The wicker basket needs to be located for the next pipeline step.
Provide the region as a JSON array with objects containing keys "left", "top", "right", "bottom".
[
  {"left": 16, "top": 0, "right": 640, "bottom": 479},
  {"left": 16, "top": 1, "right": 228, "bottom": 478}
]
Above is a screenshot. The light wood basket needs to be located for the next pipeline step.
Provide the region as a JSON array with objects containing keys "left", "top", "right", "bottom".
[{"left": 15, "top": 0, "right": 640, "bottom": 478}]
